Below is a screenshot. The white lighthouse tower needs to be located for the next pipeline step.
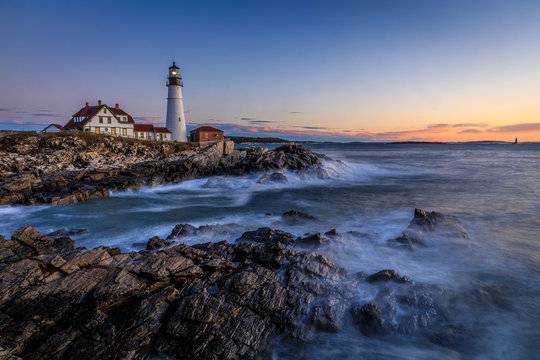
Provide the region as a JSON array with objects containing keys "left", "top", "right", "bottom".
[{"left": 166, "top": 62, "right": 187, "bottom": 142}]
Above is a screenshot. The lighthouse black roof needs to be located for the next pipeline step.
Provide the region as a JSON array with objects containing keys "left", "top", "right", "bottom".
[{"left": 169, "top": 61, "right": 179, "bottom": 69}]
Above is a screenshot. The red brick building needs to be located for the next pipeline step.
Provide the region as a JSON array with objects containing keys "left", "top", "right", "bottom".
[{"left": 189, "top": 126, "right": 224, "bottom": 144}]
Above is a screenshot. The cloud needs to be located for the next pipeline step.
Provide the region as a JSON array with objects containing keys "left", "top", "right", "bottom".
[
  {"left": 290, "top": 111, "right": 302, "bottom": 114},
  {"left": 133, "top": 116, "right": 160, "bottom": 122},
  {"left": 299, "top": 126, "right": 329, "bottom": 130},
  {"left": 458, "top": 129, "right": 484, "bottom": 134},
  {"left": 249, "top": 120, "right": 273, "bottom": 123},
  {"left": 489, "top": 123, "right": 540, "bottom": 132},
  {"left": 452, "top": 123, "right": 488, "bottom": 128},
  {"left": 30, "top": 113, "right": 64, "bottom": 117},
  {"left": 0, "top": 108, "right": 10, "bottom": 112},
  {"left": 427, "top": 123, "right": 488, "bottom": 129},
  {"left": 240, "top": 117, "right": 255, "bottom": 121},
  {"left": 427, "top": 123, "right": 450, "bottom": 129},
  {"left": 0, "top": 120, "right": 51, "bottom": 126}
]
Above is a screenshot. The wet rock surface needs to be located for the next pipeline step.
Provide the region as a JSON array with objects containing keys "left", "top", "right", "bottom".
[
  {"left": 389, "top": 208, "right": 469, "bottom": 249},
  {"left": 0, "top": 209, "right": 471, "bottom": 359},
  {"left": 0, "top": 226, "right": 353, "bottom": 359},
  {"left": 0, "top": 134, "right": 325, "bottom": 206}
]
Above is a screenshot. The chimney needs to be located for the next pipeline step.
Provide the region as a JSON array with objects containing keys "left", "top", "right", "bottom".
[
  {"left": 98, "top": 100, "right": 102, "bottom": 106},
  {"left": 115, "top": 103, "right": 119, "bottom": 109},
  {"left": 85, "top": 102, "right": 89, "bottom": 107}
]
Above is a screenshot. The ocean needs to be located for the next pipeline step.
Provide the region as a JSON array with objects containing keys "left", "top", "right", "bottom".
[{"left": 1, "top": 142, "right": 539, "bottom": 359}]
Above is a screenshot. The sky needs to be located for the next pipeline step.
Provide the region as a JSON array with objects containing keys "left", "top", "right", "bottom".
[{"left": 1, "top": 0, "right": 539, "bottom": 142}]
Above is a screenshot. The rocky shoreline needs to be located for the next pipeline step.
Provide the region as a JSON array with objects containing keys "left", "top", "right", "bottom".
[
  {"left": 0, "top": 133, "right": 326, "bottom": 206},
  {"left": 0, "top": 209, "right": 471, "bottom": 359}
]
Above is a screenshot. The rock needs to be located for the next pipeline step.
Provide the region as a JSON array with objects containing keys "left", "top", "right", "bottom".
[
  {"left": 257, "top": 172, "right": 288, "bottom": 184},
  {"left": 11, "top": 226, "right": 53, "bottom": 255},
  {"left": 0, "top": 225, "right": 351, "bottom": 360},
  {"left": 52, "top": 237, "right": 75, "bottom": 250},
  {"left": 47, "top": 228, "right": 87, "bottom": 239},
  {"left": 367, "top": 269, "right": 400, "bottom": 283},
  {"left": 324, "top": 229, "right": 338, "bottom": 236},
  {"left": 166, "top": 224, "right": 196, "bottom": 240},
  {"left": 1, "top": 134, "right": 327, "bottom": 206},
  {"left": 282, "top": 209, "right": 316, "bottom": 220},
  {"left": 237, "top": 227, "right": 295, "bottom": 244},
  {"left": 389, "top": 233, "right": 425, "bottom": 249},
  {"left": 146, "top": 236, "right": 170, "bottom": 250},
  {"left": 407, "top": 208, "right": 469, "bottom": 238},
  {"left": 296, "top": 233, "right": 324, "bottom": 246}
]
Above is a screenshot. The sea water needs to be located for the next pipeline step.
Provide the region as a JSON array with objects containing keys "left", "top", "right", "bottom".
[{"left": 1, "top": 143, "right": 539, "bottom": 359}]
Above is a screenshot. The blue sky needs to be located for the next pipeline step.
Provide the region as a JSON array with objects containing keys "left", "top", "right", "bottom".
[{"left": 1, "top": 0, "right": 539, "bottom": 141}]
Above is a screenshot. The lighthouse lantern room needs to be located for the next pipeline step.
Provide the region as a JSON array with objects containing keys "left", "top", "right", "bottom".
[{"left": 166, "top": 62, "right": 187, "bottom": 141}]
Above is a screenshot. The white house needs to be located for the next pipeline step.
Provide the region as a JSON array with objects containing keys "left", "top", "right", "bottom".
[
  {"left": 64, "top": 100, "right": 135, "bottom": 137},
  {"left": 63, "top": 101, "right": 171, "bottom": 141}
]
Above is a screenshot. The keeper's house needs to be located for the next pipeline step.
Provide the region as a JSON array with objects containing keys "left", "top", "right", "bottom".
[
  {"left": 61, "top": 100, "right": 171, "bottom": 141},
  {"left": 190, "top": 126, "right": 224, "bottom": 144}
]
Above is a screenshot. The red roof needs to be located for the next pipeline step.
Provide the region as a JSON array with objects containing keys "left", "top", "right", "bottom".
[
  {"left": 154, "top": 127, "right": 171, "bottom": 133},
  {"left": 51, "top": 123, "right": 64, "bottom": 130},
  {"left": 110, "top": 107, "right": 135, "bottom": 123},
  {"left": 133, "top": 124, "right": 154, "bottom": 132},
  {"left": 64, "top": 105, "right": 103, "bottom": 129},
  {"left": 64, "top": 103, "right": 135, "bottom": 129},
  {"left": 190, "top": 126, "right": 223, "bottom": 133}
]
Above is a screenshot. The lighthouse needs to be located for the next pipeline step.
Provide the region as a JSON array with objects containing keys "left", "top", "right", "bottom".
[{"left": 166, "top": 62, "right": 187, "bottom": 142}]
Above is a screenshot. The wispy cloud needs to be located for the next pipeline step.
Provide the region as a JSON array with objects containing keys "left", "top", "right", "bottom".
[
  {"left": 133, "top": 116, "right": 161, "bottom": 122},
  {"left": 458, "top": 129, "right": 484, "bottom": 134},
  {"left": 30, "top": 113, "right": 64, "bottom": 117},
  {"left": 290, "top": 111, "right": 302, "bottom": 114},
  {"left": 0, "top": 108, "right": 10, "bottom": 112},
  {"left": 299, "top": 126, "right": 329, "bottom": 130},
  {"left": 240, "top": 117, "right": 255, "bottom": 121},
  {"left": 489, "top": 123, "right": 540, "bottom": 132}
]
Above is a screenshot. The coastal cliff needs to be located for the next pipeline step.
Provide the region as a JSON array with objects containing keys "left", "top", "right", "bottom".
[{"left": 0, "top": 133, "right": 322, "bottom": 205}]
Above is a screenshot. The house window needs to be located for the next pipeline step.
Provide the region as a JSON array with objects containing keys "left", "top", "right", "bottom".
[
  {"left": 146, "top": 132, "right": 150, "bottom": 139},
  {"left": 122, "top": 128, "right": 127, "bottom": 136},
  {"left": 95, "top": 127, "right": 100, "bottom": 134},
  {"left": 111, "top": 128, "right": 116, "bottom": 135},
  {"left": 108, "top": 117, "right": 111, "bottom": 124},
  {"left": 99, "top": 117, "right": 103, "bottom": 123}
]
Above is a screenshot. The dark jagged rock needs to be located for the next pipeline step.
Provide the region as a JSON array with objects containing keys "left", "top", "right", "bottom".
[
  {"left": 297, "top": 233, "right": 324, "bottom": 246},
  {"left": 408, "top": 208, "right": 469, "bottom": 238},
  {"left": 0, "top": 226, "right": 353, "bottom": 360},
  {"left": 47, "top": 228, "right": 87, "bottom": 239},
  {"left": 282, "top": 210, "right": 316, "bottom": 220},
  {"left": 389, "top": 233, "right": 425, "bottom": 249},
  {"left": 146, "top": 236, "right": 170, "bottom": 250},
  {"left": 52, "top": 236, "right": 75, "bottom": 251},
  {"left": 389, "top": 208, "right": 469, "bottom": 249},
  {"left": 237, "top": 227, "right": 295, "bottom": 245},
  {"left": 257, "top": 172, "right": 288, "bottom": 184},
  {"left": 324, "top": 229, "right": 339, "bottom": 236},
  {"left": 166, "top": 224, "right": 196, "bottom": 240},
  {"left": 1, "top": 134, "right": 327, "bottom": 206},
  {"left": 367, "top": 269, "right": 400, "bottom": 283}
]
